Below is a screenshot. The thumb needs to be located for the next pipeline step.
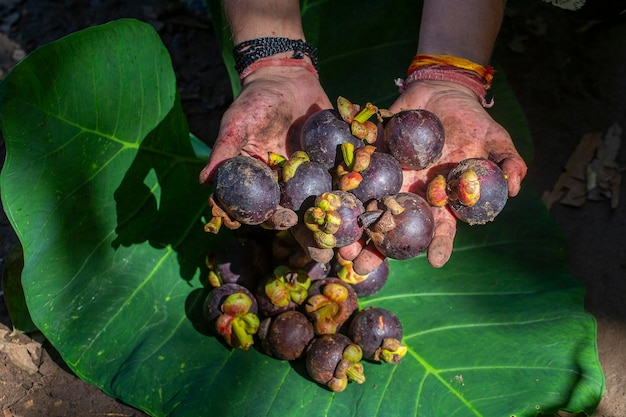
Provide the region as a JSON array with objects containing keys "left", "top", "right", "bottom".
[{"left": 199, "top": 135, "right": 243, "bottom": 185}]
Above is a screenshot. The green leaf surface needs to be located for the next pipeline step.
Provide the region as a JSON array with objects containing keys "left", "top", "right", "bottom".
[{"left": 0, "top": 15, "right": 603, "bottom": 417}]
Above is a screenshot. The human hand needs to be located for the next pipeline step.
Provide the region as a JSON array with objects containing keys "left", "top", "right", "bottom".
[
  {"left": 199, "top": 65, "right": 332, "bottom": 185},
  {"left": 341, "top": 79, "right": 527, "bottom": 273},
  {"left": 395, "top": 79, "right": 527, "bottom": 267}
]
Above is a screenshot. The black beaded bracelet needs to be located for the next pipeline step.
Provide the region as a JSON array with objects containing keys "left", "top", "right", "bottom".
[{"left": 233, "top": 37, "right": 319, "bottom": 74}]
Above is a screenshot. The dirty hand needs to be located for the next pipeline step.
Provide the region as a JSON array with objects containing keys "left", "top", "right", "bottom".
[
  {"left": 397, "top": 79, "right": 527, "bottom": 267},
  {"left": 343, "top": 79, "right": 528, "bottom": 273},
  {"left": 199, "top": 65, "right": 332, "bottom": 184}
]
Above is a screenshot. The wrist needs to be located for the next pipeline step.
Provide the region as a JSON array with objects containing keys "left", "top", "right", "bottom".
[
  {"left": 399, "top": 78, "right": 478, "bottom": 102},
  {"left": 224, "top": 0, "right": 305, "bottom": 45},
  {"left": 233, "top": 37, "right": 319, "bottom": 83},
  {"left": 396, "top": 54, "right": 494, "bottom": 108},
  {"left": 233, "top": 37, "right": 319, "bottom": 74},
  {"left": 240, "top": 57, "right": 318, "bottom": 83}
]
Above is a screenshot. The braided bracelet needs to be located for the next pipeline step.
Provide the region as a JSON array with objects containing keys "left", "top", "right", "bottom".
[
  {"left": 233, "top": 37, "right": 319, "bottom": 75},
  {"left": 396, "top": 54, "right": 495, "bottom": 108}
]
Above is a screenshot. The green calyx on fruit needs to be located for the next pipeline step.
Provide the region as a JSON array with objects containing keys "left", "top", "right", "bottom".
[
  {"left": 305, "top": 283, "right": 350, "bottom": 335},
  {"left": 351, "top": 120, "right": 377, "bottom": 144},
  {"left": 427, "top": 169, "right": 481, "bottom": 208},
  {"left": 221, "top": 292, "right": 252, "bottom": 316},
  {"left": 267, "top": 151, "right": 287, "bottom": 167},
  {"left": 336, "top": 143, "right": 377, "bottom": 191},
  {"left": 426, "top": 174, "right": 449, "bottom": 207},
  {"left": 335, "top": 253, "right": 368, "bottom": 285},
  {"left": 336, "top": 96, "right": 387, "bottom": 144},
  {"left": 304, "top": 192, "right": 344, "bottom": 248},
  {"left": 317, "top": 191, "right": 342, "bottom": 212},
  {"left": 206, "top": 254, "right": 223, "bottom": 288},
  {"left": 215, "top": 313, "right": 260, "bottom": 350},
  {"left": 351, "top": 102, "right": 379, "bottom": 143},
  {"left": 337, "top": 96, "right": 361, "bottom": 123},
  {"left": 448, "top": 169, "right": 481, "bottom": 207},
  {"left": 264, "top": 265, "right": 311, "bottom": 307},
  {"left": 280, "top": 151, "right": 311, "bottom": 182},
  {"left": 330, "top": 343, "right": 366, "bottom": 391},
  {"left": 338, "top": 172, "right": 363, "bottom": 192},
  {"left": 305, "top": 295, "right": 340, "bottom": 334},
  {"left": 322, "top": 282, "right": 349, "bottom": 303},
  {"left": 376, "top": 337, "right": 408, "bottom": 364},
  {"left": 215, "top": 293, "right": 259, "bottom": 350},
  {"left": 208, "top": 270, "right": 221, "bottom": 288}
]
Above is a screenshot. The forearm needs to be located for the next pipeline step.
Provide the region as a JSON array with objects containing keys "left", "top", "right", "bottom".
[
  {"left": 223, "top": 0, "right": 305, "bottom": 44},
  {"left": 418, "top": 0, "right": 506, "bottom": 65}
]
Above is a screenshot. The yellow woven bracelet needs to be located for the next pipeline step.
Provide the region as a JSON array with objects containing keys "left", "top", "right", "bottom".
[{"left": 407, "top": 54, "right": 494, "bottom": 85}]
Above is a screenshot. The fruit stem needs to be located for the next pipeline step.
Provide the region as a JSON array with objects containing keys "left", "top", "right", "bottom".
[
  {"left": 204, "top": 216, "right": 222, "bottom": 234},
  {"left": 339, "top": 344, "right": 365, "bottom": 384},
  {"left": 230, "top": 313, "right": 259, "bottom": 350},
  {"left": 358, "top": 210, "right": 383, "bottom": 228},
  {"left": 345, "top": 362, "right": 366, "bottom": 384},
  {"left": 353, "top": 102, "right": 378, "bottom": 124},
  {"left": 341, "top": 142, "right": 356, "bottom": 169},
  {"left": 383, "top": 195, "right": 405, "bottom": 215}
]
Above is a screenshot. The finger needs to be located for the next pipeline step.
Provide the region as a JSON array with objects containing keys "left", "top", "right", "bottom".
[
  {"left": 499, "top": 156, "right": 528, "bottom": 197},
  {"left": 427, "top": 207, "right": 457, "bottom": 268},
  {"left": 484, "top": 126, "right": 528, "bottom": 198},
  {"left": 351, "top": 243, "right": 386, "bottom": 276},
  {"left": 199, "top": 136, "right": 243, "bottom": 185},
  {"left": 337, "top": 239, "right": 365, "bottom": 261}
]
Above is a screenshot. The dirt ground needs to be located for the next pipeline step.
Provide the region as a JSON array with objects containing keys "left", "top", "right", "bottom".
[{"left": 0, "top": 1, "right": 625, "bottom": 416}]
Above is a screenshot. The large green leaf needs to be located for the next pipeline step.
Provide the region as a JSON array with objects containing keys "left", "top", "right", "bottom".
[{"left": 0, "top": 16, "right": 603, "bottom": 417}]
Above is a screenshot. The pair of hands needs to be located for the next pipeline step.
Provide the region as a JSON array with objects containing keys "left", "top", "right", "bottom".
[{"left": 199, "top": 64, "right": 527, "bottom": 274}]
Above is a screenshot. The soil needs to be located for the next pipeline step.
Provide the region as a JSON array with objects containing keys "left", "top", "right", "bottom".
[{"left": 0, "top": 1, "right": 625, "bottom": 416}]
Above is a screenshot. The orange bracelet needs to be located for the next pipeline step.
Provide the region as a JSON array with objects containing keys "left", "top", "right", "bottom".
[
  {"left": 396, "top": 54, "right": 495, "bottom": 108},
  {"left": 408, "top": 54, "right": 494, "bottom": 84}
]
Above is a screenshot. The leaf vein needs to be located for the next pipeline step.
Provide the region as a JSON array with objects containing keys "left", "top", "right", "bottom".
[
  {"left": 403, "top": 315, "right": 581, "bottom": 339},
  {"left": 70, "top": 245, "right": 175, "bottom": 367}
]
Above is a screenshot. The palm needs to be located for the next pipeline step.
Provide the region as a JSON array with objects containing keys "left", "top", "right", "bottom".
[
  {"left": 200, "top": 67, "right": 331, "bottom": 184},
  {"left": 390, "top": 80, "right": 526, "bottom": 196},
  {"left": 388, "top": 80, "right": 527, "bottom": 267}
]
